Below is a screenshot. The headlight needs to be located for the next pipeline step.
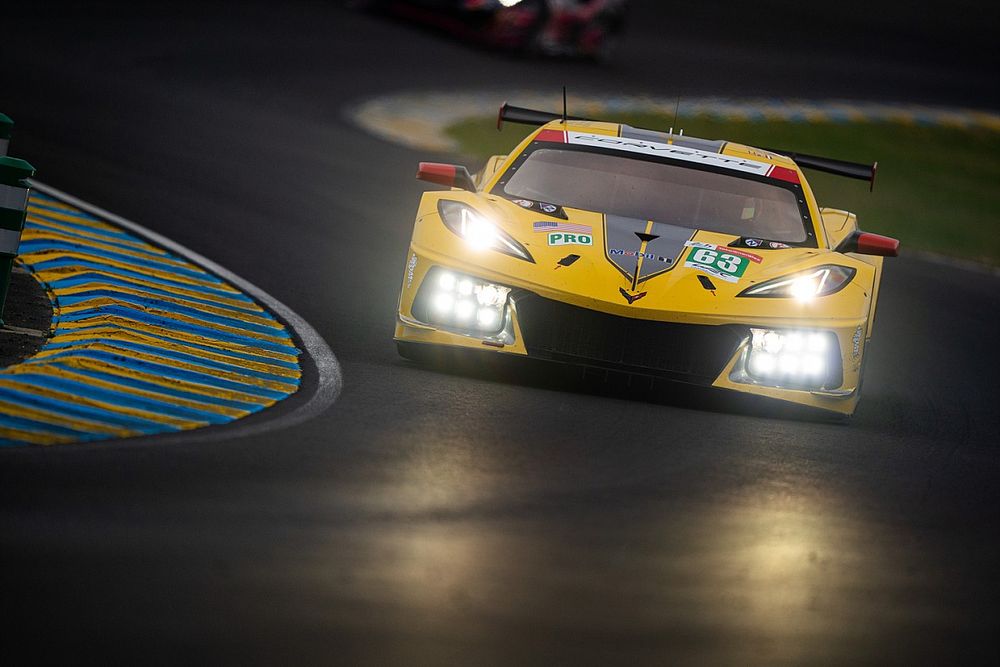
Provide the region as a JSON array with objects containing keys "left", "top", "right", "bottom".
[
  {"left": 413, "top": 267, "right": 511, "bottom": 336},
  {"left": 737, "top": 265, "right": 856, "bottom": 301},
  {"left": 734, "top": 328, "right": 843, "bottom": 390},
  {"left": 438, "top": 200, "right": 534, "bottom": 263}
]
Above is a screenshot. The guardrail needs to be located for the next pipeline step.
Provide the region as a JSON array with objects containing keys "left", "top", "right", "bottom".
[{"left": 0, "top": 112, "right": 37, "bottom": 326}]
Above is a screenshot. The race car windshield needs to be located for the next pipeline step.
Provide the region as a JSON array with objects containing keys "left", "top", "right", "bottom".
[{"left": 503, "top": 148, "right": 808, "bottom": 242}]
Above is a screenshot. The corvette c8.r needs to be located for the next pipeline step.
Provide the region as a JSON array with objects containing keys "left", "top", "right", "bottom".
[{"left": 395, "top": 103, "right": 898, "bottom": 415}]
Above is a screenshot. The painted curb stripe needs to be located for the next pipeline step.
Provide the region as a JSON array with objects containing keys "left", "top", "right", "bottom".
[
  {"left": 0, "top": 189, "right": 304, "bottom": 446},
  {"left": 54, "top": 321, "right": 299, "bottom": 363},
  {"left": 29, "top": 255, "right": 237, "bottom": 291},
  {"left": 34, "top": 359, "right": 271, "bottom": 407},
  {"left": 31, "top": 342, "right": 297, "bottom": 384},
  {"left": 29, "top": 364, "right": 252, "bottom": 416},
  {"left": 57, "top": 294, "right": 288, "bottom": 334},
  {"left": 55, "top": 309, "right": 296, "bottom": 351},
  {"left": 26, "top": 210, "right": 168, "bottom": 247},
  {"left": 21, "top": 348, "right": 294, "bottom": 397},
  {"left": 47, "top": 326, "right": 299, "bottom": 367},
  {"left": 35, "top": 337, "right": 300, "bottom": 378},
  {"left": 43, "top": 269, "right": 257, "bottom": 305},
  {"left": 55, "top": 285, "right": 268, "bottom": 317},
  {"left": 21, "top": 243, "right": 227, "bottom": 280}
]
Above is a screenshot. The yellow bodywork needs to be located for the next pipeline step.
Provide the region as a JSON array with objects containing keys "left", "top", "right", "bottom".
[{"left": 395, "top": 120, "right": 886, "bottom": 415}]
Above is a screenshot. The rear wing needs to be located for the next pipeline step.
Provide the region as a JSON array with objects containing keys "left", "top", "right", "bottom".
[{"left": 497, "top": 102, "right": 878, "bottom": 191}]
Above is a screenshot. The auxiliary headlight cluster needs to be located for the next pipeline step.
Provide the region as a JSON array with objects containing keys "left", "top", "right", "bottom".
[
  {"left": 417, "top": 268, "right": 511, "bottom": 335},
  {"left": 741, "top": 328, "right": 842, "bottom": 390}
]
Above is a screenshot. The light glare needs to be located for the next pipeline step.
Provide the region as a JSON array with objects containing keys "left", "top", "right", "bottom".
[
  {"left": 763, "top": 332, "right": 783, "bottom": 354},
  {"left": 477, "top": 308, "right": 498, "bottom": 329},
  {"left": 454, "top": 300, "right": 474, "bottom": 321},
  {"left": 477, "top": 285, "right": 503, "bottom": 307},
  {"left": 803, "top": 355, "right": 825, "bottom": 375},
  {"left": 461, "top": 209, "right": 496, "bottom": 250},
  {"left": 808, "top": 333, "right": 827, "bottom": 352},
  {"left": 779, "top": 354, "right": 800, "bottom": 374},
  {"left": 433, "top": 293, "right": 453, "bottom": 313},
  {"left": 790, "top": 277, "right": 818, "bottom": 300},
  {"left": 751, "top": 352, "right": 777, "bottom": 375},
  {"left": 438, "top": 272, "right": 456, "bottom": 291}
]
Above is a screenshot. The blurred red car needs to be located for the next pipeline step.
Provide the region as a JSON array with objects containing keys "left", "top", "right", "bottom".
[{"left": 352, "top": 0, "right": 629, "bottom": 60}]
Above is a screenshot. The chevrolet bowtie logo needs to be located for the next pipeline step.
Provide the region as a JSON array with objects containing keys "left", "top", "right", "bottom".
[{"left": 619, "top": 287, "right": 647, "bottom": 304}]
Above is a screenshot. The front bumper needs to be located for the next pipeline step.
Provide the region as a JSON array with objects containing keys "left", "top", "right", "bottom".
[{"left": 396, "top": 255, "right": 866, "bottom": 415}]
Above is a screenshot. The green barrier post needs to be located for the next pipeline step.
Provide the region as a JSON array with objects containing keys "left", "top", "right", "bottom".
[
  {"left": 0, "top": 155, "right": 36, "bottom": 326},
  {"left": 0, "top": 112, "right": 12, "bottom": 156}
]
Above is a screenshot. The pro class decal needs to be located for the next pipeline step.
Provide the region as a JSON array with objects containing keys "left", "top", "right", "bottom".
[
  {"left": 682, "top": 241, "right": 762, "bottom": 283},
  {"left": 548, "top": 232, "right": 592, "bottom": 246}
]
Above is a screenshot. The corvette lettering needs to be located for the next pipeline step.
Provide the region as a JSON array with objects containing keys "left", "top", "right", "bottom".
[
  {"left": 567, "top": 133, "right": 772, "bottom": 175},
  {"left": 406, "top": 253, "right": 417, "bottom": 288}
]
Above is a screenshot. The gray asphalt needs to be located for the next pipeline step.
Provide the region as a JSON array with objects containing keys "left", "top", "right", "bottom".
[{"left": 1, "top": 2, "right": 998, "bottom": 664}]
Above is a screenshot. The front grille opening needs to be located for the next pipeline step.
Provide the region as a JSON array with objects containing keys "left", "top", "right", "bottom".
[{"left": 514, "top": 292, "right": 746, "bottom": 384}]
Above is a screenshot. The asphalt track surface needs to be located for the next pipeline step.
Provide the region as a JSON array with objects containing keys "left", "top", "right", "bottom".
[{"left": 2, "top": 2, "right": 999, "bottom": 664}]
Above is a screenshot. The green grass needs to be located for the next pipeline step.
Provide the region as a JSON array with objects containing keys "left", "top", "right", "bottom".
[{"left": 445, "top": 115, "right": 1000, "bottom": 265}]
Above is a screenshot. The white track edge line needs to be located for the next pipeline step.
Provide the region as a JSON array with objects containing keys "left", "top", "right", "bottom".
[{"left": 26, "top": 179, "right": 342, "bottom": 444}]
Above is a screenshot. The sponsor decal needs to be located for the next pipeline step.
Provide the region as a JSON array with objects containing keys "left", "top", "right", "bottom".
[
  {"left": 681, "top": 241, "right": 761, "bottom": 283},
  {"left": 619, "top": 287, "right": 647, "bottom": 304},
  {"left": 508, "top": 198, "right": 567, "bottom": 218},
  {"left": 688, "top": 241, "right": 761, "bottom": 263},
  {"left": 533, "top": 220, "right": 592, "bottom": 234},
  {"left": 608, "top": 248, "right": 672, "bottom": 264},
  {"left": 731, "top": 237, "right": 792, "bottom": 250},
  {"left": 548, "top": 232, "right": 592, "bottom": 246},
  {"left": 566, "top": 133, "right": 772, "bottom": 176},
  {"left": 406, "top": 253, "right": 417, "bottom": 288}
]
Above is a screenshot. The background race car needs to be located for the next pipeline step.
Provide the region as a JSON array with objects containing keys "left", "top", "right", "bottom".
[{"left": 351, "top": 0, "right": 629, "bottom": 60}]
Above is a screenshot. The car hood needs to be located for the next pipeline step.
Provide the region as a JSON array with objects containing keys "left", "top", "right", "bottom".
[{"left": 471, "top": 195, "right": 864, "bottom": 322}]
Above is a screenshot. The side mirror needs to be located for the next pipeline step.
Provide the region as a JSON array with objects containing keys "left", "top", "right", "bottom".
[
  {"left": 416, "top": 162, "right": 476, "bottom": 192},
  {"left": 836, "top": 230, "right": 899, "bottom": 257}
]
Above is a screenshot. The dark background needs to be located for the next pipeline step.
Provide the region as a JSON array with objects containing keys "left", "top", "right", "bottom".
[{"left": 1, "top": 2, "right": 998, "bottom": 664}]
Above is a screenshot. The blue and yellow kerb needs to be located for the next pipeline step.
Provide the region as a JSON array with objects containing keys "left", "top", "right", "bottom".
[{"left": 0, "top": 191, "right": 302, "bottom": 446}]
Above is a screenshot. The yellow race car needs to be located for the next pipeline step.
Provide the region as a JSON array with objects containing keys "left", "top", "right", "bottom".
[{"left": 395, "top": 103, "right": 898, "bottom": 415}]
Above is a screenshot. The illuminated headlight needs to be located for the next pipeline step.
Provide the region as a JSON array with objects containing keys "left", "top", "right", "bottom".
[
  {"left": 415, "top": 268, "right": 511, "bottom": 335},
  {"left": 438, "top": 200, "right": 534, "bottom": 263},
  {"left": 738, "top": 265, "right": 856, "bottom": 301},
  {"left": 740, "top": 328, "right": 841, "bottom": 389}
]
